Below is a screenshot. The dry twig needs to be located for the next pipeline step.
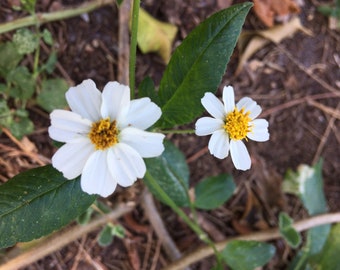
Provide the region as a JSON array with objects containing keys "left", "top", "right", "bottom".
[{"left": 163, "top": 212, "right": 340, "bottom": 270}]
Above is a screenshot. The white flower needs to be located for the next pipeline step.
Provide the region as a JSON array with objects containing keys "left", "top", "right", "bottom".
[
  {"left": 48, "top": 79, "right": 165, "bottom": 197},
  {"left": 195, "top": 85, "right": 269, "bottom": 171}
]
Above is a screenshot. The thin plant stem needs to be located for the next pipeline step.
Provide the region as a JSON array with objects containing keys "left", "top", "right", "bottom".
[
  {"left": 0, "top": 0, "right": 115, "bottom": 34},
  {"left": 129, "top": 0, "right": 140, "bottom": 98},
  {"left": 144, "top": 172, "right": 221, "bottom": 261},
  {"left": 163, "top": 212, "right": 340, "bottom": 270}
]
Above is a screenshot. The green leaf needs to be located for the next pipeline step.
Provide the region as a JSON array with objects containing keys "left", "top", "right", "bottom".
[
  {"left": 37, "top": 78, "right": 69, "bottom": 112},
  {"left": 221, "top": 240, "right": 275, "bottom": 270},
  {"left": 0, "top": 165, "right": 96, "bottom": 248},
  {"left": 98, "top": 224, "right": 114, "bottom": 247},
  {"left": 279, "top": 212, "right": 301, "bottom": 248},
  {"left": 6, "top": 66, "right": 35, "bottom": 100},
  {"left": 77, "top": 205, "right": 94, "bottom": 225},
  {"left": 138, "top": 77, "right": 160, "bottom": 106},
  {"left": 0, "top": 100, "right": 12, "bottom": 128},
  {"left": 144, "top": 140, "right": 190, "bottom": 207},
  {"left": 40, "top": 51, "right": 57, "bottom": 74},
  {"left": 283, "top": 160, "right": 327, "bottom": 216},
  {"left": 156, "top": 2, "right": 253, "bottom": 128},
  {"left": 309, "top": 223, "right": 340, "bottom": 269},
  {"left": 13, "top": 28, "right": 39, "bottom": 55},
  {"left": 194, "top": 174, "right": 235, "bottom": 210},
  {"left": 0, "top": 42, "right": 23, "bottom": 76},
  {"left": 42, "top": 29, "right": 53, "bottom": 46},
  {"left": 8, "top": 114, "right": 34, "bottom": 139},
  {"left": 284, "top": 160, "right": 331, "bottom": 269}
]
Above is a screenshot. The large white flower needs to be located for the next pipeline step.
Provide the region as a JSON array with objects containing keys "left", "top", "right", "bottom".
[
  {"left": 195, "top": 85, "right": 269, "bottom": 171},
  {"left": 48, "top": 79, "right": 165, "bottom": 197}
]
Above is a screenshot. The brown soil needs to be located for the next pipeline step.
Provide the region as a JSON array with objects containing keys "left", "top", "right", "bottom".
[{"left": 0, "top": 0, "right": 339, "bottom": 269}]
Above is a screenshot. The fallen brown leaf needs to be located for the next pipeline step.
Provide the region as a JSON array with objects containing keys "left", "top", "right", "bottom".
[
  {"left": 253, "top": 0, "right": 301, "bottom": 27},
  {"left": 235, "top": 17, "right": 312, "bottom": 76}
]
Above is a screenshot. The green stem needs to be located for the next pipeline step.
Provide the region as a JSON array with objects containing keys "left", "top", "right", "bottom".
[
  {"left": 0, "top": 0, "right": 115, "bottom": 34},
  {"left": 129, "top": 0, "right": 140, "bottom": 98},
  {"left": 144, "top": 172, "right": 220, "bottom": 258}
]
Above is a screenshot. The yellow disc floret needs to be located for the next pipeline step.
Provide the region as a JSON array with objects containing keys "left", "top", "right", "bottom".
[
  {"left": 89, "top": 118, "right": 119, "bottom": 150},
  {"left": 224, "top": 107, "right": 252, "bottom": 140}
]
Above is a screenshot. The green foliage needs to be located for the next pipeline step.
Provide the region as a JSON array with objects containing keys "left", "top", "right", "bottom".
[
  {"left": 138, "top": 77, "right": 160, "bottom": 106},
  {"left": 221, "top": 240, "right": 276, "bottom": 270},
  {"left": 20, "top": 0, "right": 37, "bottom": 14},
  {"left": 284, "top": 160, "right": 331, "bottom": 269},
  {"left": 37, "top": 79, "right": 69, "bottom": 112},
  {"left": 98, "top": 224, "right": 125, "bottom": 247},
  {"left": 144, "top": 140, "right": 190, "bottom": 207},
  {"left": 0, "top": 24, "right": 63, "bottom": 139},
  {"left": 308, "top": 223, "right": 340, "bottom": 269},
  {"left": 318, "top": 0, "right": 340, "bottom": 20},
  {"left": 7, "top": 66, "right": 35, "bottom": 100},
  {"left": 0, "top": 42, "right": 23, "bottom": 76},
  {"left": 156, "top": 2, "right": 253, "bottom": 128},
  {"left": 0, "top": 165, "right": 96, "bottom": 248},
  {"left": 13, "top": 28, "right": 39, "bottom": 55},
  {"left": 194, "top": 174, "right": 235, "bottom": 210},
  {"left": 8, "top": 112, "right": 34, "bottom": 139},
  {"left": 279, "top": 212, "right": 301, "bottom": 248}
]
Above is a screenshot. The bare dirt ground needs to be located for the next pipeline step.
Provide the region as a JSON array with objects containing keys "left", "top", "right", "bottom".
[{"left": 0, "top": 0, "right": 339, "bottom": 269}]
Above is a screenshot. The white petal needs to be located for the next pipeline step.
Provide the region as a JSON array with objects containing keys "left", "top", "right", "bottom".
[
  {"left": 247, "top": 119, "right": 269, "bottom": 142},
  {"left": 230, "top": 140, "right": 251, "bottom": 170},
  {"left": 195, "top": 117, "right": 224, "bottom": 136},
  {"left": 107, "top": 144, "right": 146, "bottom": 187},
  {"left": 49, "top": 110, "right": 92, "bottom": 142},
  {"left": 201, "top": 92, "right": 225, "bottom": 120},
  {"left": 236, "top": 97, "right": 262, "bottom": 119},
  {"left": 81, "top": 150, "right": 117, "bottom": 197},
  {"left": 222, "top": 85, "right": 235, "bottom": 113},
  {"left": 51, "top": 139, "right": 94, "bottom": 179},
  {"left": 66, "top": 79, "right": 102, "bottom": 122},
  {"left": 208, "top": 129, "right": 230, "bottom": 159},
  {"left": 101, "top": 81, "right": 130, "bottom": 122},
  {"left": 120, "top": 98, "right": 161, "bottom": 130},
  {"left": 120, "top": 127, "right": 165, "bottom": 158}
]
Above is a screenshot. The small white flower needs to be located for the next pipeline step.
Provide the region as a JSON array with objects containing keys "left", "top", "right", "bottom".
[
  {"left": 195, "top": 85, "right": 269, "bottom": 171},
  {"left": 48, "top": 79, "right": 165, "bottom": 197}
]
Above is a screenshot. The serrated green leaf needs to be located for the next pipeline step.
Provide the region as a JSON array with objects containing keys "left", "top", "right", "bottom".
[
  {"left": 0, "top": 42, "right": 23, "bottom": 76},
  {"left": 194, "top": 174, "right": 235, "bottom": 210},
  {"left": 156, "top": 2, "right": 253, "bottom": 128},
  {"left": 138, "top": 77, "right": 160, "bottom": 106},
  {"left": 144, "top": 140, "right": 190, "bottom": 207},
  {"left": 37, "top": 78, "right": 69, "bottom": 112},
  {"left": 6, "top": 66, "right": 35, "bottom": 100},
  {"left": 0, "top": 165, "right": 96, "bottom": 248},
  {"left": 222, "top": 240, "right": 275, "bottom": 270}
]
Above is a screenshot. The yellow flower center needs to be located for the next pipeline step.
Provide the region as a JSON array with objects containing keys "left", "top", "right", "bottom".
[
  {"left": 88, "top": 118, "right": 119, "bottom": 150},
  {"left": 224, "top": 107, "right": 252, "bottom": 140}
]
